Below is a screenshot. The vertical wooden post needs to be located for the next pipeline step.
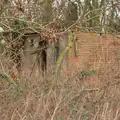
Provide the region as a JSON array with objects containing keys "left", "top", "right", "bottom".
[
  {"left": 59, "top": 32, "right": 68, "bottom": 72},
  {"left": 73, "top": 34, "right": 77, "bottom": 57},
  {"left": 47, "top": 42, "right": 55, "bottom": 72}
]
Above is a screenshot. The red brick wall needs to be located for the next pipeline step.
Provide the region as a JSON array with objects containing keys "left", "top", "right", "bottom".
[{"left": 67, "top": 32, "right": 120, "bottom": 75}]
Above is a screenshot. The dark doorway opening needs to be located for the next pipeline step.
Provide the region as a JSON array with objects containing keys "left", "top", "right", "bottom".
[
  {"left": 55, "top": 40, "right": 60, "bottom": 62},
  {"left": 41, "top": 50, "right": 47, "bottom": 73},
  {"left": 37, "top": 39, "right": 47, "bottom": 74}
]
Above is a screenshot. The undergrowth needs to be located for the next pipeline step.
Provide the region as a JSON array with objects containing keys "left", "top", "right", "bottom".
[
  {"left": 0, "top": 34, "right": 120, "bottom": 120},
  {"left": 0, "top": 67, "right": 120, "bottom": 120}
]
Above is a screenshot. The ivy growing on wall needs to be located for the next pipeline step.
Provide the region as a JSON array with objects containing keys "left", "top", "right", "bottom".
[
  {"left": 11, "top": 18, "right": 28, "bottom": 40},
  {"left": 12, "top": 18, "right": 28, "bottom": 30}
]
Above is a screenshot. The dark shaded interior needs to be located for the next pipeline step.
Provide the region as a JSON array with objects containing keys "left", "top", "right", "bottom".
[{"left": 41, "top": 50, "right": 47, "bottom": 73}]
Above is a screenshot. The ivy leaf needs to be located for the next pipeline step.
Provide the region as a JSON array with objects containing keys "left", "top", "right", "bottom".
[
  {"left": 0, "top": 72, "right": 16, "bottom": 86},
  {"left": 81, "top": 69, "right": 97, "bottom": 77}
]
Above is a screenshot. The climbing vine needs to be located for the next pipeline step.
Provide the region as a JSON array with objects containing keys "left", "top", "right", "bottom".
[{"left": 56, "top": 31, "right": 76, "bottom": 73}]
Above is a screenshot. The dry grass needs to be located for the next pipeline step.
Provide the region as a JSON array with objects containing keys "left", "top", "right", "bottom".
[
  {"left": 0, "top": 34, "right": 120, "bottom": 120},
  {"left": 0, "top": 66, "right": 120, "bottom": 120}
]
